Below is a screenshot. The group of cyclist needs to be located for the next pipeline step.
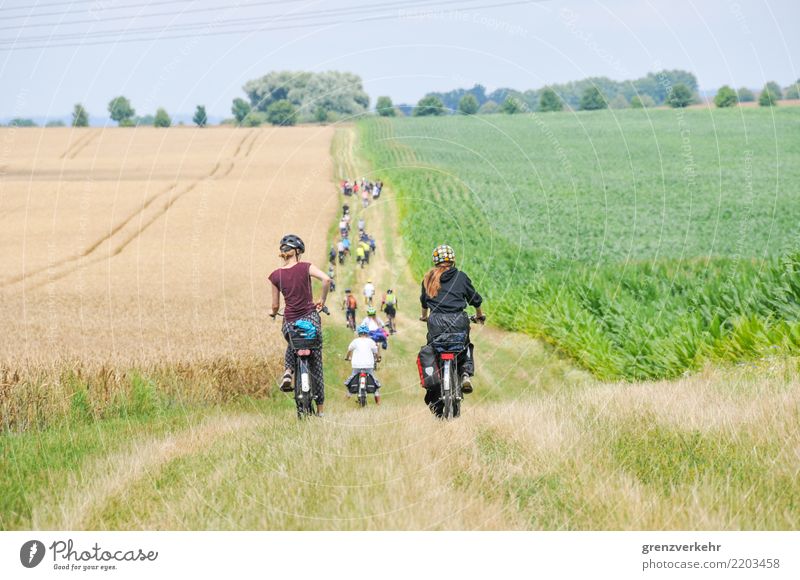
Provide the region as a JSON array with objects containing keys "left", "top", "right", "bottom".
[
  {"left": 342, "top": 177, "right": 383, "bottom": 209},
  {"left": 268, "top": 191, "right": 483, "bottom": 418},
  {"left": 333, "top": 205, "right": 378, "bottom": 269}
]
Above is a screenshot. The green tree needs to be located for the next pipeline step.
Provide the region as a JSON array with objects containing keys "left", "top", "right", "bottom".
[
  {"left": 46, "top": 120, "right": 66, "bottom": 127},
  {"left": 539, "top": 88, "right": 563, "bottom": 112},
  {"left": 765, "top": 81, "right": 783, "bottom": 100},
  {"left": 784, "top": 80, "right": 800, "bottom": 100},
  {"left": 193, "top": 105, "right": 207, "bottom": 127},
  {"left": 108, "top": 96, "right": 135, "bottom": 125},
  {"left": 500, "top": 97, "right": 523, "bottom": 114},
  {"left": 243, "top": 71, "right": 369, "bottom": 121},
  {"left": 580, "top": 86, "right": 608, "bottom": 110},
  {"left": 242, "top": 112, "right": 267, "bottom": 127},
  {"left": 737, "top": 87, "right": 755, "bottom": 102},
  {"left": 413, "top": 95, "right": 446, "bottom": 116},
  {"left": 714, "top": 85, "right": 738, "bottom": 108},
  {"left": 376, "top": 96, "right": 396, "bottom": 117},
  {"left": 667, "top": 83, "right": 693, "bottom": 108},
  {"left": 759, "top": 84, "right": 779, "bottom": 107},
  {"left": 9, "top": 118, "right": 37, "bottom": 127},
  {"left": 313, "top": 106, "right": 328, "bottom": 123},
  {"left": 134, "top": 114, "right": 154, "bottom": 127},
  {"left": 609, "top": 94, "right": 629, "bottom": 109},
  {"left": 630, "top": 94, "right": 655, "bottom": 109},
  {"left": 266, "top": 100, "right": 297, "bottom": 126},
  {"left": 153, "top": 108, "right": 171, "bottom": 128},
  {"left": 232, "top": 98, "right": 252, "bottom": 125},
  {"left": 458, "top": 94, "right": 479, "bottom": 115},
  {"left": 478, "top": 100, "right": 499, "bottom": 114},
  {"left": 71, "top": 103, "right": 89, "bottom": 127}
]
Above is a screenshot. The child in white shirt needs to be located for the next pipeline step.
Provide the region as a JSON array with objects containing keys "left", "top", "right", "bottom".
[{"left": 344, "top": 325, "right": 382, "bottom": 404}]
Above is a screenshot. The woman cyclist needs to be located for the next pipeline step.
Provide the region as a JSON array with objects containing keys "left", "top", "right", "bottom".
[
  {"left": 419, "top": 244, "right": 485, "bottom": 395},
  {"left": 269, "top": 234, "right": 331, "bottom": 416}
]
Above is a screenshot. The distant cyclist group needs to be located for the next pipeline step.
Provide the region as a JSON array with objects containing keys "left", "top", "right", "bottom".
[{"left": 268, "top": 181, "right": 484, "bottom": 420}]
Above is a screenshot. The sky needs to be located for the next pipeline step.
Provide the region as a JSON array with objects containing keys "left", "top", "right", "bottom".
[{"left": 1, "top": 0, "right": 798, "bottom": 120}]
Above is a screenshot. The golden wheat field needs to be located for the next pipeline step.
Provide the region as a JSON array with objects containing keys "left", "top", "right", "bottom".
[{"left": 0, "top": 126, "right": 336, "bottom": 364}]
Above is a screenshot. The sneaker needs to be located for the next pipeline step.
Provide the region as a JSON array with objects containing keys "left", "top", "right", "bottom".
[
  {"left": 461, "top": 374, "right": 473, "bottom": 394},
  {"left": 279, "top": 370, "right": 293, "bottom": 392}
]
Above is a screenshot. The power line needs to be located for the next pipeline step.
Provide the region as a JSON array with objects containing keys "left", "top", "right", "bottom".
[
  {"left": 0, "top": 0, "right": 429, "bottom": 33},
  {"left": 0, "top": 0, "right": 306, "bottom": 24},
  {"left": 0, "top": 0, "right": 192, "bottom": 13},
  {"left": 0, "top": 0, "right": 540, "bottom": 51},
  {"left": 1, "top": 0, "right": 532, "bottom": 45}
]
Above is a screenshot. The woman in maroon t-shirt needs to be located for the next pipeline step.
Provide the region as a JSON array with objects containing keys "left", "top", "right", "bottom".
[{"left": 269, "top": 234, "right": 331, "bottom": 415}]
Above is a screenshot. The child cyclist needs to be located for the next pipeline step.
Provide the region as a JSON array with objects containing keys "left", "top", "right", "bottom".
[
  {"left": 344, "top": 324, "right": 382, "bottom": 405},
  {"left": 361, "top": 306, "right": 388, "bottom": 350},
  {"left": 342, "top": 288, "right": 358, "bottom": 330}
]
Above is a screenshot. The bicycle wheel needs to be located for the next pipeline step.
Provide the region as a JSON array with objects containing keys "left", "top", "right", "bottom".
[{"left": 295, "top": 361, "right": 314, "bottom": 419}]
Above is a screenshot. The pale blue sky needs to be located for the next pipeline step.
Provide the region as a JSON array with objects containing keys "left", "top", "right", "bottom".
[{"left": 1, "top": 0, "right": 797, "bottom": 120}]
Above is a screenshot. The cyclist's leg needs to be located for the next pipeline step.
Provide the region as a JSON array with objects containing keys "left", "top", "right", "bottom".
[{"left": 281, "top": 321, "right": 297, "bottom": 372}]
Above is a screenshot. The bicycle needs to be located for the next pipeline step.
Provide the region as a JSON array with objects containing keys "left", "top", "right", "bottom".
[
  {"left": 347, "top": 360, "right": 380, "bottom": 407},
  {"left": 420, "top": 314, "right": 484, "bottom": 420},
  {"left": 346, "top": 308, "right": 357, "bottom": 332},
  {"left": 272, "top": 307, "right": 330, "bottom": 419}
]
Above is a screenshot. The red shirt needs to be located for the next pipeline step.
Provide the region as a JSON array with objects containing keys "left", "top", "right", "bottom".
[{"left": 268, "top": 262, "right": 316, "bottom": 322}]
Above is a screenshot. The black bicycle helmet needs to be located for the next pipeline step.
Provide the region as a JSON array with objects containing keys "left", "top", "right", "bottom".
[{"left": 279, "top": 234, "right": 305, "bottom": 254}]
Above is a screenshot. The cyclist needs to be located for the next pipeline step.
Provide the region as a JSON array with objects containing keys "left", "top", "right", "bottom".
[
  {"left": 329, "top": 245, "right": 336, "bottom": 266},
  {"left": 344, "top": 323, "right": 382, "bottom": 405},
  {"left": 361, "top": 306, "right": 388, "bottom": 350},
  {"left": 360, "top": 239, "right": 371, "bottom": 265},
  {"left": 358, "top": 217, "right": 365, "bottom": 232},
  {"left": 268, "top": 234, "right": 331, "bottom": 416},
  {"left": 342, "top": 288, "right": 358, "bottom": 331},
  {"left": 337, "top": 239, "right": 346, "bottom": 264},
  {"left": 363, "top": 279, "right": 375, "bottom": 306},
  {"left": 327, "top": 265, "right": 336, "bottom": 292},
  {"left": 382, "top": 289, "right": 398, "bottom": 334},
  {"left": 355, "top": 243, "right": 366, "bottom": 268},
  {"left": 419, "top": 244, "right": 484, "bottom": 395}
]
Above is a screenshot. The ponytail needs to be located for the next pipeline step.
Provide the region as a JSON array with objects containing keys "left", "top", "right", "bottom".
[
  {"left": 279, "top": 248, "right": 299, "bottom": 262},
  {"left": 423, "top": 264, "right": 451, "bottom": 299}
]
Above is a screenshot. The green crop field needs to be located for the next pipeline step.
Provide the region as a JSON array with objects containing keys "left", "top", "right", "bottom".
[{"left": 359, "top": 108, "right": 800, "bottom": 380}]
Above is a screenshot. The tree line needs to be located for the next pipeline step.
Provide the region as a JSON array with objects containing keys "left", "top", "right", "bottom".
[
  {"left": 378, "top": 74, "right": 800, "bottom": 117},
  {"left": 3, "top": 72, "right": 798, "bottom": 127}
]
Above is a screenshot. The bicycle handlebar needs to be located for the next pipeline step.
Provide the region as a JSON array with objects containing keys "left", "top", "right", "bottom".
[
  {"left": 418, "top": 314, "right": 486, "bottom": 324},
  {"left": 270, "top": 304, "right": 330, "bottom": 320}
]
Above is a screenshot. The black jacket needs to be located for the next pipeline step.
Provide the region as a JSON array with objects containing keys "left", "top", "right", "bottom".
[{"left": 420, "top": 267, "right": 483, "bottom": 314}]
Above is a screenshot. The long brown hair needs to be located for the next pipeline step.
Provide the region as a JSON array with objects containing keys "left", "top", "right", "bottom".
[{"left": 423, "top": 264, "right": 452, "bottom": 298}]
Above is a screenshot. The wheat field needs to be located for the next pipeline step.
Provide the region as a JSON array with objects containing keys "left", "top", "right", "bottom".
[{"left": 0, "top": 126, "right": 337, "bottom": 428}]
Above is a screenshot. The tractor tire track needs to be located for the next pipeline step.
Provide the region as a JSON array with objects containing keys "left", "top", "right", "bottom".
[
  {"left": 4, "top": 131, "right": 252, "bottom": 291},
  {"left": 59, "top": 130, "right": 96, "bottom": 160},
  {"left": 31, "top": 412, "right": 266, "bottom": 530}
]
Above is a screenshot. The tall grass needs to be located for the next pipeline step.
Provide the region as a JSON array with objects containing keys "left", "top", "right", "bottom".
[{"left": 0, "top": 357, "right": 281, "bottom": 432}]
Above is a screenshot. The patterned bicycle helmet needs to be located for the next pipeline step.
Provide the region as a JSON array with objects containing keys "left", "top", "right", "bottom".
[
  {"left": 279, "top": 234, "right": 305, "bottom": 254},
  {"left": 357, "top": 323, "right": 370, "bottom": 335},
  {"left": 367, "top": 306, "right": 377, "bottom": 316},
  {"left": 432, "top": 244, "right": 455, "bottom": 265}
]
